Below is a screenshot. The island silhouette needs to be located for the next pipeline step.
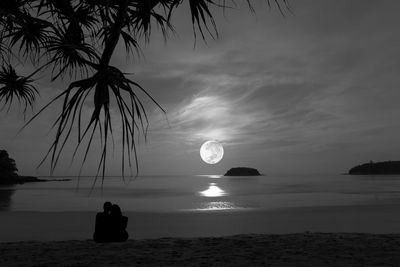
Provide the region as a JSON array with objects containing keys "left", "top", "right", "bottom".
[
  {"left": 224, "top": 167, "right": 261, "bottom": 176},
  {"left": 0, "top": 150, "right": 70, "bottom": 184},
  {"left": 348, "top": 161, "right": 400, "bottom": 175}
]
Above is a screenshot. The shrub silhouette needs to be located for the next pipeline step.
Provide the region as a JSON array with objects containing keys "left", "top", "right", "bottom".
[{"left": 0, "top": 149, "right": 18, "bottom": 180}]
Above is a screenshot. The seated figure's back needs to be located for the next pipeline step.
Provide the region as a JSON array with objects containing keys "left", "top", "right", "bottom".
[
  {"left": 110, "top": 205, "right": 129, "bottom": 242},
  {"left": 93, "top": 202, "right": 112, "bottom": 242}
]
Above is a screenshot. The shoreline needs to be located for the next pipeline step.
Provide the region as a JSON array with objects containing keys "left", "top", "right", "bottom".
[
  {"left": 1, "top": 233, "right": 400, "bottom": 266},
  {"left": 2, "top": 204, "right": 400, "bottom": 242},
  {"left": 0, "top": 176, "right": 71, "bottom": 185}
]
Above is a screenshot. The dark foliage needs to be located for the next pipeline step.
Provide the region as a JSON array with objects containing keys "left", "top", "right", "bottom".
[
  {"left": 0, "top": 149, "right": 45, "bottom": 184},
  {"left": 0, "top": 149, "right": 18, "bottom": 179},
  {"left": 348, "top": 161, "right": 400, "bottom": 175},
  {"left": 0, "top": 64, "right": 39, "bottom": 115}
]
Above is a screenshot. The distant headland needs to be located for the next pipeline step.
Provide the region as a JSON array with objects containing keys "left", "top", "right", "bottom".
[
  {"left": 0, "top": 149, "right": 70, "bottom": 185},
  {"left": 224, "top": 167, "right": 261, "bottom": 176},
  {"left": 348, "top": 161, "right": 400, "bottom": 175}
]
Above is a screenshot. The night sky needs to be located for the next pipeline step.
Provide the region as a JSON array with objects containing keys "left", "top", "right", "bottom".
[{"left": 1, "top": 0, "right": 400, "bottom": 176}]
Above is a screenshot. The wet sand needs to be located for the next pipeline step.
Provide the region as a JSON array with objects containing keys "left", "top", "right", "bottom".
[{"left": 1, "top": 233, "right": 400, "bottom": 266}]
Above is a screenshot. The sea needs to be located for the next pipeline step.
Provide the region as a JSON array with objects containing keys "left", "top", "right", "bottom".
[{"left": 2, "top": 174, "right": 400, "bottom": 212}]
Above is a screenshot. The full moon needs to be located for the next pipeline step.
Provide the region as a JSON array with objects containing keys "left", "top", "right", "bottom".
[{"left": 200, "top": 140, "right": 224, "bottom": 164}]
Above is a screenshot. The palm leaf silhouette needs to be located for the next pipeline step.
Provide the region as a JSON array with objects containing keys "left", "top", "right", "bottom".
[
  {"left": 44, "top": 24, "right": 99, "bottom": 80},
  {"left": 7, "top": 15, "right": 51, "bottom": 59},
  {"left": 0, "top": 65, "right": 38, "bottom": 115},
  {"left": 25, "top": 65, "right": 164, "bottom": 186}
]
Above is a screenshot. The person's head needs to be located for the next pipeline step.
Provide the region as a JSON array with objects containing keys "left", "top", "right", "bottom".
[
  {"left": 110, "top": 204, "right": 122, "bottom": 216},
  {"left": 103, "top": 202, "right": 112, "bottom": 213}
]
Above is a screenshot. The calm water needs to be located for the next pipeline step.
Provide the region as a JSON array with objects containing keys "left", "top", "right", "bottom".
[{"left": 2, "top": 174, "right": 400, "bottom": 212}]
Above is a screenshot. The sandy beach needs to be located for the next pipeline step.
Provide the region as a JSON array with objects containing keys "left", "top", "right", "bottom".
[
  {"left": 1, "top": 233, "right": 400, "bottom": 266},
  {"left": 1, "top": 206, "right": 400, "bottom": 266}
]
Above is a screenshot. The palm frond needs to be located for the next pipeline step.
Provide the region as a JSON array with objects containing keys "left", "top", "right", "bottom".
[
  {"left": 164, "top": 0, "right": 290, "bottom": 40},
  {"left": 7, "top": 14, "right": 51, "bottom": 60},
  {"left": 0, "top": 40, "right": 11, "bottom": 61},
  {"left": 36, "top": 0, "right": 75, "bottom": 18},
  {"left": 127, "top": 1, "right": 173, "bottom": 41},
  {"left": 30, "top": 65, "right": 164, "bottom": 185},
  {"left": 262, "top": 0, "right": 292, "bottom": 16},
  {"left": 0, "top": 0, "right": 26, "bottom": 16},
  {"left": 0, "top": 64, "right": 39, "bottom": 115},
  {"left": 45, "top": 24, "right": 99, "bottom": 80},
  {"left": 0, "top": 0, "right": 28, "bottom": 34},
  {"left": 73, "top": 5, "right": 98, "bottom": 29},
  {"left": 165, "top": 0, "right": 220, "bottom": 41},
  {"left": 82, "top": 0, "right": 118, "bottom": 9},
  {"left": 120, "top": 30, "right": 141, "bottom": 56}
]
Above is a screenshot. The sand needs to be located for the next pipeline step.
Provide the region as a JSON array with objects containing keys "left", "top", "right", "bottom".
[
  {"left": 2, "top": 205, "right": 400, "bottom": 266},
  {"left": 1, "top": 233, "right": 400, "bottom": 266}
]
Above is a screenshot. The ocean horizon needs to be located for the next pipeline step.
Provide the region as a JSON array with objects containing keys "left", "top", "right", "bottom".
[{"left": 2, "top": 173, "right": 400, "bottom": 212}]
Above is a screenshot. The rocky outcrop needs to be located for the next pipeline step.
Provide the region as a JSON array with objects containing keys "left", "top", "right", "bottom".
[{"left": 224, "top": 167, "right": 261, "bottom": 176}]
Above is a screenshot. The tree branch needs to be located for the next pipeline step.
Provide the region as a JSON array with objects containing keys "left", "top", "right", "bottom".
[{"left": 99, "top": 0, "right": 130, "bottom": 67}]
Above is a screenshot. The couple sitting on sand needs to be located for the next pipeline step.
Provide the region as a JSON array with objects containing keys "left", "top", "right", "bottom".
[{"left": 93, "top": 202, "right": 129, "bottom": 242}]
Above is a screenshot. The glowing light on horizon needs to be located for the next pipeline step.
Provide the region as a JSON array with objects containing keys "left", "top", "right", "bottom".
[
  {"left": 207, "top": 175, "right": 222, "bottom": 179},
  {"left": 199, "top": 183, "right": 226, "bottom": 197}
]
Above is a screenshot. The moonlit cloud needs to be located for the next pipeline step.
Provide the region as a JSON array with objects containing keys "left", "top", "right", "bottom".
[{"left": 165, "top": 92, "right": 269, "bottom": 144}]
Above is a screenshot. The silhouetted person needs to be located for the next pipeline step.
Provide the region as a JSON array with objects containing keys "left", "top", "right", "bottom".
[
  {"left": 110, "top": 204, "right": 129, "bottom": 242},
  {"left": 93, "top": 201, "right": 112, "bottom": 242}
]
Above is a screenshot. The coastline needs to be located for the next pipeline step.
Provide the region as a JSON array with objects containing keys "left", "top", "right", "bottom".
[
  {"left": 1, "top": 204, "right": 400, "bottom": 242},
  {"left": 0, "top": 176, "right": 71, "bottom": 185},
  {"left": 1, "top": 233, "right": 400, "bottom": 266}
]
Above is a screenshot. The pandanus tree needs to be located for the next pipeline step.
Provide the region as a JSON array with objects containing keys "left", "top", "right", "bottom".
[{"left": 0, "top": 0, "right": 289, "bottom": 183}]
